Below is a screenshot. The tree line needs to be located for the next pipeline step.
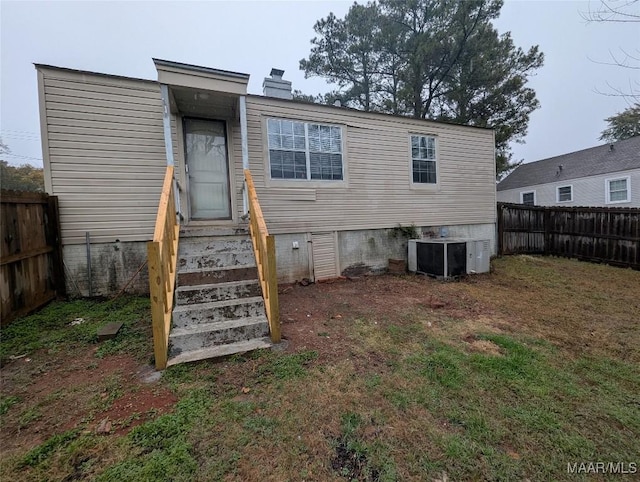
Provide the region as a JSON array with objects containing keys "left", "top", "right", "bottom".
[{"left": 296, "top": 0, "right": 544, "bottom": 177}]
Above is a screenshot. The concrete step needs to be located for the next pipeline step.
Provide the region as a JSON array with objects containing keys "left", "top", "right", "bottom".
[
  {"left": 167, "top": 336, "right": 273, "bottom": 367},
  {"left": 178, "top": 250, "right": 256, "bottom": 271},
  {"left": 175, "top": 279, "right": 262, "bottom": 305},
  {"left": 168, "top": 317, "right": 270, "bottom": 357},
  {"left": 178, "top": 235, "right": 254, "bottom": 256},
  {"left": 177, "top": 265, "right": 258, "bottom": 287},
  {"left": 180, "top": 226, "right": 249, "bottom": 238},
  {"left": 172, "top": 296, "right": 265, "bottom": 328}
]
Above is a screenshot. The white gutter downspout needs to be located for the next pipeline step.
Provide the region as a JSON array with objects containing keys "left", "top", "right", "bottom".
[
  {"left": 160, "top": 84, "right": 182, "bottom": 221},
  {"left": 240, "top": 95, "right": 250, "bottom": 216}
]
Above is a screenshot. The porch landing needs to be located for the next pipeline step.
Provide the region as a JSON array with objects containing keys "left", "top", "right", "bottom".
[{"left": 167, "top": 225, "right": 273, "bottom": 365}]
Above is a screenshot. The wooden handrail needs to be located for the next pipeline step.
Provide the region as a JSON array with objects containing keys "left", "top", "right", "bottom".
[
  {"left": 147, "top": 165, "right": 180, "bottom": 369},
  {"left": 244, "top": 169, "right": 281, "bottom": 343}
]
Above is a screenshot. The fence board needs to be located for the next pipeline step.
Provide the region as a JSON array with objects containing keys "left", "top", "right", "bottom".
[
  {"left": 1, "top": 190, "right": 65, "bottom": 325},
  {"left": 497, "top": 203, "right": 640, "bottom": 270}
]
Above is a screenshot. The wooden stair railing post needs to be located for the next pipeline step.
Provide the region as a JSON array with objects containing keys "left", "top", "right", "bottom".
[
  {"left": 148, "top": 241, "right": 168, "bottom": 369},
  {"left": 244, "top": 169, "right": 281, "bottom": 343},
  {"left": 265, "top": 234, "right": 280, "bottom": 342},
  {"left": 147, "top": 165, "right": 179, "bottom": 370}
]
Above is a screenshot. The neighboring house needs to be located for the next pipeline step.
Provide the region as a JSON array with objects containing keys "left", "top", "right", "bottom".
[
  {"left": 36, "top": 59, "right": 497, "bottom": 297},
  {"left": 497, "top": 137, "right": 640, "bottom": 207}
]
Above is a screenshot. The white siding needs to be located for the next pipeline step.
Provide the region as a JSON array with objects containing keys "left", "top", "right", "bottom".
[
  {"left": 497, "top": 168, "right": 640, "bottom": 208},
  {"left": 244, "top": 96, "right": 497, "bottom": 235},
  {"left": 38, "top": 67, "right": 174, "bottom": 244}
]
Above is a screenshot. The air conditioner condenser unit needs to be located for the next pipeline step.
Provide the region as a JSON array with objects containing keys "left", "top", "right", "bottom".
[{"left": 408, "top": 238, "right": 490, "bottom": 279}]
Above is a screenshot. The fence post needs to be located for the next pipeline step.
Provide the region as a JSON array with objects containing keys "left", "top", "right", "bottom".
[
  {"left": 543, "top": 207, "right": 551, "bottom": 256},
  {"left": 45, "top": 195, "right": 66, "bottom": 298},
  {"left": 497, "top": 203, "right": 504, "bottom": 256}
]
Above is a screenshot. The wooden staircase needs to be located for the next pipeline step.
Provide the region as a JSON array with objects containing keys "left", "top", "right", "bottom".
[
  {"left": 166, "top": 227, "right": 272, "bottom": 366},
  {"left": 148, "top": 168, "right": 280, "bottom": 370}
]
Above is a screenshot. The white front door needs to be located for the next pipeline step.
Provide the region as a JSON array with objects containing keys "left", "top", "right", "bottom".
[{"left": 184, "top": 118, "right": 231, "bottom": 220}]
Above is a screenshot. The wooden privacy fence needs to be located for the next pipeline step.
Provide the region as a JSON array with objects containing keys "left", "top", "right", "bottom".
[
  {"left": 498, "top": 202, "right": 640, "bottom": 269},
  {"left": 244, "top": 169, "right": 281, "bottom": 343},
  {"left": 1, "top": 190, "right": 65, "bottom": 325},
  {"left": 147, "top": 166, "right": 179, "bottom": 370}
]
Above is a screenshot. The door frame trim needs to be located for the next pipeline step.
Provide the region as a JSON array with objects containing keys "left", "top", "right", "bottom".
[{"left": 182, "top": 116, "right": 234, "bottom": 223}]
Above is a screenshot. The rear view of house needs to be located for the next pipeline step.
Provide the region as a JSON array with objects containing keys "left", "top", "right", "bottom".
[
  {"left": 497, "top": 137, "right": 640, "bottom": 207},
  {"left": 36, "top": 59, "right": 497, "bottom": 366}
]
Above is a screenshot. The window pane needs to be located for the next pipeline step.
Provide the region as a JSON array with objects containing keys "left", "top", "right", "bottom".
[
  {"left": 267, "top": 119, "right": 280, "bottom": 134},
  {"left": 294, "top": 136, "right": 306, "bottom": 150},
  {"left": 310, "top": 152, "right": 343, "bottom": 180},
  {"left": 610, "top": 189, "right": 628, "bottom": 202},
  {"left": 270, "top": 149, "right": 307, "bottom": 179},
  {"left": 293, "top": 122, "right": 305, "bottom": 136},
  {"left": 558, "top": 186, "right": 571, "bottom": 201},
  {"left": 412, "top": 135, "right": 436, "bottom": 160},
  {"left": 268, "top": 133, "right": 281, "bottom": 149},
  {"left": 281, "top": 121, "right": 293, "bottom": 135},
  {"left": 522, "top": 193, "right": 534, "bottom": 205},
  {"left": 610, "top": 179, "right": 627, "bottom": 191},
  {"left": 412, "top": 159, "right": 436, "bottom": 184}
]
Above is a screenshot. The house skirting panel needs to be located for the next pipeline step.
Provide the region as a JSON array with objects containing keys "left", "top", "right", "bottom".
[
  {"left": 63, "top": 241, "right": 149, "bottom": 297},
  {"left": 274, "top": 223, "right": 496, "bottom": 283}
]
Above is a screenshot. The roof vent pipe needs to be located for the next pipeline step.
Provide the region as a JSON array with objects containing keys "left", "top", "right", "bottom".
[
  {"left": 263, "top": 68, "right": 292, "bottom": 100},
  {"left": 334, "top": 99, "right": 342, "bottom": 107}
]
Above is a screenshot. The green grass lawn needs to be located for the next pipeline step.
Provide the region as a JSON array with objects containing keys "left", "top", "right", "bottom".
[{"left": 1, "top": 256, "right": 638, "bottom": 481}]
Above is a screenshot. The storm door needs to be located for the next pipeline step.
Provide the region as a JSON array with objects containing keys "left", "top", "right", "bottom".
[{"left": 184, "top": 118, "right": 231, "bottom": 220}]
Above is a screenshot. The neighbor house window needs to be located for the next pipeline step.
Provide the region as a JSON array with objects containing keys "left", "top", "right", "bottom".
[
  {"left": 606, "top": 176, "right": 630, "bottom": 204},
  {"left": 521, "top": 191, "right": 535, "bottom": 205},
  {"left": 557, "top": 185, "right": 573, "bottom": 202},
  {"left": 267, "top": 118, "right": 343, "bottom": 180},
  {"left": 411, "top": 135, "right": 437, "bottom": 184}
]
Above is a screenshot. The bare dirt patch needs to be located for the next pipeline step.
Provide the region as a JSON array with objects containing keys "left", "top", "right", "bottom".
[
  {"left": 0, "top": 348, "right": 176, "bottom": 457},
  {"left": 279, "top": 274, "right": 491, "bottom": 360}
]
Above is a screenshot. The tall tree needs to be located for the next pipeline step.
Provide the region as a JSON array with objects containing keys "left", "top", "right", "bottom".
[
  {"left": 299, "top": 0, "right": 544, "bottom": 177},
  {"left": 599, "top": 103, "right": 640, "bottom": 142},
  {"left": 436, "top": 26, "right": 543, "bottom": 174},
  {"left": 300, "top": 3, "right": 385, "bottom": 111}
]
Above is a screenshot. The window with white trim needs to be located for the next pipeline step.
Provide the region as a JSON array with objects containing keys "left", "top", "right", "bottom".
[
  {"left": 557, "top": 185, "right": 572, "bottom": 202},
  {"left": 267, "top": 118, "right": 343, "bottom": 180},
  {"left": 606, "top": 177, "right": 630, "bottom": 203},
  {"left": 521, "top": 191, "right": 535, "bottom": 205},
  {"left": 411, "top": 135, "right": 437, "bottom": 184}
]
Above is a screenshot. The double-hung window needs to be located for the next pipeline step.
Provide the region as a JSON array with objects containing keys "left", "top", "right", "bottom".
[
  {"left": 521, "top": 191, "right": 535, "bottom": 205},
  {"left": 267, "top": 118, "right": 343, "bottom": 181},
  {"left": 557, "top": 185, "right": 572, "bottom": 202},
  {"left": 411, "top": 135, "right": 437, "bottom": 184},
  {"left": 606, "top": 176, "right": 630, "bottom": 204}
]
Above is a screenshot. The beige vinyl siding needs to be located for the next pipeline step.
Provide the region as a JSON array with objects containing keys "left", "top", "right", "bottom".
[
  {"left": 245, "top": 96, "right": 496, "bottom": 234},
  {"left": 39, "top": 67, "right": 172, "bottom": 244}
]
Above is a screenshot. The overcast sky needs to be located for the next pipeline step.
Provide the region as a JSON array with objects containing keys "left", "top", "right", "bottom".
[{"left": 1, "top": 0, "right": 638, "bottom": 167}]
